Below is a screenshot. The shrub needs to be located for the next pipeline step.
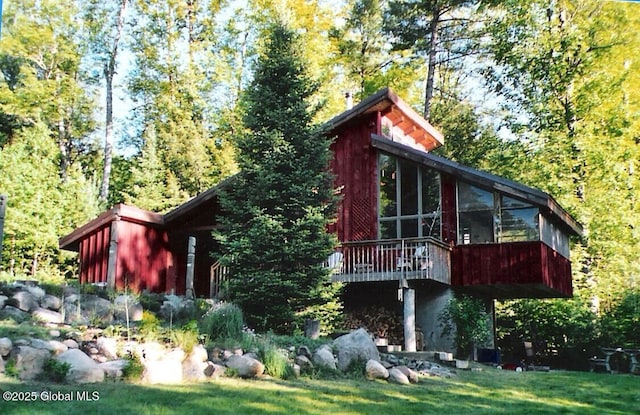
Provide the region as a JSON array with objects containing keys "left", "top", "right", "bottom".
[
  {"left": 439, "top": 295, "right": 491, "bottom": 359},
  {"left": 122, "top": 354, "right": 145, "bottom": 381},
  {"left": 170, "top": 321, "right": 200, "bottom": 354},
  {"left": 137, "top": 310, "right": 162, "bottom": 342},
  {"left": 42, "top": 358, "right": 71, "bottom": 383},
  {"left": 199, "top": 303, "right": 244, "bottom": 341},
  {"left": 257, "top": 338, "right": 295, "bottom": 380}
]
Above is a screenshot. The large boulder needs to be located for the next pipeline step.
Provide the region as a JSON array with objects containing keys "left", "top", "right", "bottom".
[
  {"left": 81, "top": 295, "right": 113, "bottom": 324},
  {"left": 395, "top": 365, "right": 419, "bottom": 383},
  {"left": 313, "top": 344, "right": 337, "bottom": 371},
  {"left": 226, "top": 355, "right": 264, "bottom": 378},
  {"left": 56, "top": 349, "right": 105, "bottom": 383},
  {"left": 40, "top": 294, "right": 62, "bottom": 311},
  {"left": 333, "top": 328, "right": 380, "bottom": 372},
  {"left": 0, "top": 294, "right": 8, "bottom": 308},
  {"left": 11, "top": 290, "right": 40, "bottom": 312},
  {"left": 32, "top": 307, "right": 64, "bottom": 324},
  {"left": 365, "top": 359, "right": 389, "bottom": 380},
  {"left": 142, "top": 353, "right": 184, "bottom": 384},
  {"left": 10, "top": 345, "right": 50, "bottom": 380},
  {"left": 0, "top": 305, "right": 29, "bottom": 321},
  {"left": 388, "top": 367, "right": 410, "bottom": 385},
  {"left": 203, "top": 362, "right": 226, "bottom": 379},
  {"left": 96, "top": 337, "right": 118, "bottom": 360},
  {"left": 100, "top": 359, "right": 129, "bottom": 379},
  {"left": 0, "top": 337, "right": 12, "bottom": 357},
  {"left": 26, "top": 285, "right": 46, "bottom": 300},
  {"left": 113, "top": 295, "right": 143, "bottom": 322}
]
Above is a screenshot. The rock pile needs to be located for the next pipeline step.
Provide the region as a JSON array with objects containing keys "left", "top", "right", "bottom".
[{"left": 0, "top": 282, "right": 457, "bottom": 385}]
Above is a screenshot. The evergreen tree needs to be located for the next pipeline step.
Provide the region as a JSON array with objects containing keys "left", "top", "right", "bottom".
[{"left": 216, "top": 22, "right": 339, "bottom": 334}]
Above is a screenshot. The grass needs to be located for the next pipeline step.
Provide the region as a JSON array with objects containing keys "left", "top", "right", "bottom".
[{"left": 1, "top": 369, "right": 638, "bottom": 414}]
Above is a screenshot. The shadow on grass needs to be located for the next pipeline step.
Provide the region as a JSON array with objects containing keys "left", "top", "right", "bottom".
[{"left": 0, "top": 370, "right": 638, "bottom": 415}]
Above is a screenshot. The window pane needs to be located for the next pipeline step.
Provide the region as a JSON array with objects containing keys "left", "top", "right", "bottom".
[
  {"left": 380, "top": 220, "right": 397, "bottom": 240},
  {"left": 458, "top": 182, "right": 493, "bottom": 211},
  {"left": 421, "top": 168, "right": 440, "bottom": 214},
  {"left": 379, "top": 154, "right": 397, "bottom": 218},
  {"left": 501, "top": 195, "right": 532, "bottom": 209},
  {"left": 400, "top": 159, "right": 418, "bottom": 215},
  {"left": 422, "top": 216, "right": 441, "bottom": 239},
  {"left": 500, "top": 207, "right": 539, "bottom": 242},
  {"left": 459, "top": 211, "right": 494, "bottom": 244},
  {"left": 400, "top": 219, "right": 419, "bottom": 238}
]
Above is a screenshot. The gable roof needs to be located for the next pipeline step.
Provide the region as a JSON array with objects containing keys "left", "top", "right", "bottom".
[
  {"left": 372, "top": 134, "right": 583, "bottom": 236},
  {"left": 324, "top": 87, "right": 444, "bottom": 152}
]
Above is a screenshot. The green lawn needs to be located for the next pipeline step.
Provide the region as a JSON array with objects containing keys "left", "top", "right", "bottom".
[{"left": 1, "top": 369, "right": 638, "bottom": 415}]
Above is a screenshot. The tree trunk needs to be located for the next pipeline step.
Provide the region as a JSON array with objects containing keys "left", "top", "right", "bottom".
[
  {"left": 99, "top": 0, "right": 129, "bottom": 204},
  {"left": 424, "top": 12, "right": 440, "bottom": 121}
]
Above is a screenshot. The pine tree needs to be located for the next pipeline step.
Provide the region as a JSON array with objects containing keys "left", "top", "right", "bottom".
[{"left": 216, "top": 22, "right": 339, "bottom": 334}]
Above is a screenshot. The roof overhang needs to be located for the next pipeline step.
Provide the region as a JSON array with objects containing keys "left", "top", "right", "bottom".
[
  {"left": 59, "top": 204, "right": 164, "bottom": 251},
  {"left": 371, "top": 134, "right": 583, "bottom": 237},
  {"left": 324, "top": 87, "right": 444, "bottom": 152}
]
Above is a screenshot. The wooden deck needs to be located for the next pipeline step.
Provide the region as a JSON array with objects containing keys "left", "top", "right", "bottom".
[{"left": 328, "top": 237, "right": 451, "bottom": 284}]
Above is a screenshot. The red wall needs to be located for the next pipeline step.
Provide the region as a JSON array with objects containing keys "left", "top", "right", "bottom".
[
  {"left": 330, "top": 114, "right": 379, "bottom": 242},
  {"left": 451, "top": 241, "right": 572, "bottom": 297},
  {"left": 78, "top": 224, "right": 110, "bottom": 285},
  {"left": 115, "top": 221, "right": 171, "bottom": 292}
]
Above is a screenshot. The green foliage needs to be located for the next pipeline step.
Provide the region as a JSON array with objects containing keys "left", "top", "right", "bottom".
[
  {"left": 439, "top": 295, "right": 491, "bottom": 359},
  {"left": 257, "top": 338, "right": 295, "bottom": 380},
  {"left": 137, "top": 310, "right": 162, "bottom": 343},
  {"left": 170, "top": 321, "right": 200, "bottom": 354},
  {"left": 199, "top": 303, "right": 245, "bottom": 341},
  {"left": 122, "top": 354, "right": 144, "bottom": 381},
  {"left": 42, "top": 358, "right": 71, "bottom": 383},
  {"left": 598, "top": 289, "right": 640, "bottom": 347},
  {"left": 4, "top": 357, "right": 19, "bottom": 378},
  {"left": 216, "top": 22, "right": 339, "bottom": 335}
]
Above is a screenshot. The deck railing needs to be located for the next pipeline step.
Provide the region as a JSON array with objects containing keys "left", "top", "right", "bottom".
[{"left": 327, "top": 237, "right": 451, "bottom": 284}]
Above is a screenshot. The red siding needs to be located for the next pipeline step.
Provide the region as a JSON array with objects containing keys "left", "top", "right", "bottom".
[
  {"left": 115, "top": 221, "right": 171, "bottom": 292},
  {"left": 330, "top": 114, "right": 379, "bottom": 242},
  {"left": 78, "top": 225, "right": 110, "bottom": 285},
  {"left": 452, "top": 241, "right": 572, "bottom": 298}
]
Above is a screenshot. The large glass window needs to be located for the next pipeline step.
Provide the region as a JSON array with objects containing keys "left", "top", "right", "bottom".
[
  {"left": 378, "top": 153, "right": 441, "bottom": 240},
  {"left": 458, "top": 182, "right": 495, "bottom": 244},
  {"left": 457, "top": 182, "right": 540, "bottom": 244}
]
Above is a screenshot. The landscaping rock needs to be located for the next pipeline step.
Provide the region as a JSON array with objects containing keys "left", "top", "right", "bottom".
[
  {"left": 0, "top": 337, "right": 12, "bottom": 357},
  {"left": 313, "top": 344, "right": 337, "bottom": 371},
  {"left": 297, "top": 345, "right": 312, "bottom": 359},
  {"left": 333, "top": 328, "right": 380, "bottom": 372},
  {"left": 32, "top": 307, "right": 64, "bottom": 324},
  {"left": 365, "top": 359, "right": 389, "bottom": 380},
  {"left": 40, "top": 294, "right": 62, "bottom": 311},
  {"left": 188, "top": 345, "right": 209, "bottom": 363},
  {"left": 10, "top": 345, "right": 50, "bottom": 381},
  {"left": 12, "top": 290, "right": 40, "bottom": 312},
  {"left": 395, "top": 365, "right": 419, "bottom": 383},
  {"left": 100, "top": 359, "right": 128, "bottom": 379},
  {"left": 96, "top": 337, "right": 118, "bottom": 360},
  {"left": 56, "top": 349, "right": 105, "bottom": 383},
  {"left": 203, "top": 362, "right": 226, "bottom": 379},
  {"left": 183, "top": 358, "right": 208, "bottom": 382},
  {"left": 0, "top": 294, "right": 8, "bottom": 308},
  {"left": 63, "top": 339, "right": 79, "bottom": 349},
  {"left": 80, "top": 295, "right": 113, "bottom": 324},
  {"left": 295, "top": 355, "right": 314, "bottom": 372},
  {"left": 226, "top": 355, "right": 265, "bottom": 378},
  {"left": 113, "top": 295, "right": 143, "bottom": 322},
  {"left": 388, "top": 367, "right": 410, "bottom": 385},
  {"left": 0, "top": 305, "right": 29, "bottom": 323},
  {"left": 136, "top": 342, "right": 166, "bottom": 362},
  {"left": 26, "top": 286, "right": 46, "bottom": 300},
  {"left": 143, "top": 358, "right": 183, "bottom": 384},
  {"left": 47, "top": 340, "right": 68, "bottom": 355}
]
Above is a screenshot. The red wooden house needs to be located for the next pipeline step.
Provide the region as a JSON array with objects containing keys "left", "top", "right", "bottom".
[{"left": 60, "top": 88, "right": 581, "bottom": 353}]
